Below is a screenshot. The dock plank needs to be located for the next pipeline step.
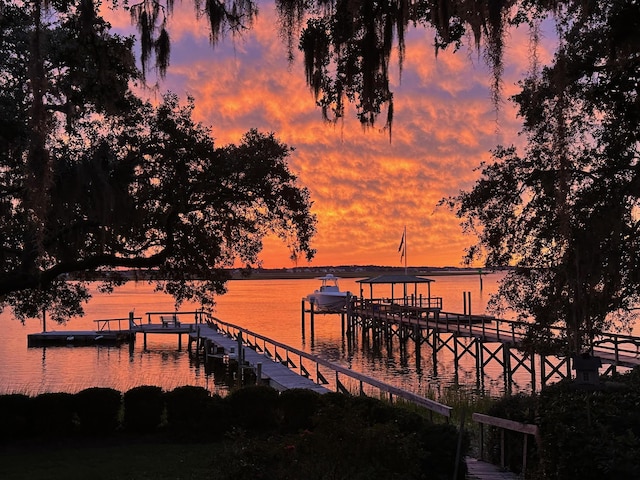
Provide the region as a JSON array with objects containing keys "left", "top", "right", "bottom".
[
  {"left": 191, "top": 325, "right": 329, "bottom": 393},
  {"left": 465, "top": 457, "right": 520, "bottom": 479}
]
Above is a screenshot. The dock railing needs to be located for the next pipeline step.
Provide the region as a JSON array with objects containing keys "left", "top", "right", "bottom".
[
  {"left": 94, "top": 316, "right": 142, "bottom": 332},
  {"left": 143, "top": 310, "right": 208, "bottom": 325},
  {"left": 351, "top": 297, "right": 640, "bottom": 374},
  {"left": 93, "top": 310, "right": 208, "bottom": 334},
  {"left": 472, "top": 412, "right": 540, "bottom": 475},
  {"left": 357, "top": 296, "right": 443, "bottom": 310},
  {"left": 205, "top": 315, "right": 452, "bottom": 421},
  {"left": 592, "top": 331, "right": 640, "bottom": 370},
  {"left": 435, "top": 314, "right": 640, "bottom": 368}
]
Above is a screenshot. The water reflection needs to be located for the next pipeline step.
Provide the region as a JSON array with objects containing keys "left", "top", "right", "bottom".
[{"left": 1, "top": 273, "right": 521, "bottom": 398}]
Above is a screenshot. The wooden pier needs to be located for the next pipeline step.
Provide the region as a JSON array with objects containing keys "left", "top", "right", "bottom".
[
  {"left": 344, "top": 295, "right": 640, "bottom": 393},
  {"left": 200, "top": 316, "right": 453, "bottom": 419}
]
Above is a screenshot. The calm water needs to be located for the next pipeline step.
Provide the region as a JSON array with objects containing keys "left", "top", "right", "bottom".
[{"left": 1, "top": 273, "right": 524, "bottom": 398}]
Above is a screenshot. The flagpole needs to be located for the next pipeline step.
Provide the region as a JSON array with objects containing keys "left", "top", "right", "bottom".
[{"left": 398, "top": 226, "right": 408, "bottom": 274}]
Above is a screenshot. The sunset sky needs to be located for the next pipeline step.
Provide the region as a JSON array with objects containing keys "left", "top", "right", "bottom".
[{"left": 107, "top": 3, "right": 555, "bottom": 268}]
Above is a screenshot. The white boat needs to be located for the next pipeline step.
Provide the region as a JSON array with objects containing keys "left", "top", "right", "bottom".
[{"left": 306, "top": 274, "right": 351, "bottom": 312}]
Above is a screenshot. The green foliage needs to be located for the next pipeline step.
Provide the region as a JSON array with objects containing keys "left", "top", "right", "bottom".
[
  {"left": 278, "top": 387, "right": 322, "bottom": 433},
  {"left": 449, "top": 0, "right": 640, "bottom": 355},
  {"left": 31, "top": 392, "right": 76, "bottom": 436},
  {"left": 226, "top": 384, "right": 281, "bottom": 432},
  {"left": 74, "top": 387, "right": 122, "bottom": 434},
  {"left": 347, "top": 394, "right": 399, "bottom": 424},
  {"left": 220, "top": 390, "right": 465, "bottom": 480},
  {"left": 473, "top": 370, "right": 640, "bottom": 479},
  {"left": 0, "top": 386, "right": 465, "bottom": 478},
  {"left": 417, "top": 423, "right": 468, "bottom": 479},
  {"left": 0, "top": 394, "right": 31, "bottom": 442},
  {"left": 538, "top": 375, "right": 640, "bottom": 479},
  {"left": 1, "top": 1, "right": 316, "bottom": 322},
  {"left": 164, "top": 385, "right": 217, "bottom": 440},
  {"left": 123, "top": 385, "right": 164, "bottom": 433}
]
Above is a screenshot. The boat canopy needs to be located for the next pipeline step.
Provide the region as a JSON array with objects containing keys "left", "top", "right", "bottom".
[
  {"left": 356, "top": 274, "right": 434, "bottom": 285},
  {"left": 356, "top": 274, "right": 434, "bottom": 302}
]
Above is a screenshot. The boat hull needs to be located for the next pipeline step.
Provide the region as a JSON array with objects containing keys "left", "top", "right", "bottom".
[{"left": 306, "top": 293, "right": 349, "bottom": 312}]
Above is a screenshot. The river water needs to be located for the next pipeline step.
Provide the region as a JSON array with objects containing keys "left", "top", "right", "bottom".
[{"left": 0, "top": 272, "right": 530, "bottom": 399}]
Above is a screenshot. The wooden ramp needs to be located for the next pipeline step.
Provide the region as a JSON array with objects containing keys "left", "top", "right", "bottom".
[
  {"left": 466, "top": 457, "right": 520, "bottom": 479},
  {"left": 191, "top": 324, "right": 329, "bottom": 394}
]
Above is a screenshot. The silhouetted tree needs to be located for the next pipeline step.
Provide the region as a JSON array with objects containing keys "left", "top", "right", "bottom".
[
  {"left": 448, "top": 0, "right": 640, "bottom": 355},
  {"left": 0, "top": 1, "right": 315, "bottom": 322},
  {"left": 126, "top": 0, "right": 519, "bottom": 129}
]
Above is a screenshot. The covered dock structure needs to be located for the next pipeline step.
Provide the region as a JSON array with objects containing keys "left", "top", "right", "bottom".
[{"left": 356, "top": 274, "right": 440, "bottom": 310}]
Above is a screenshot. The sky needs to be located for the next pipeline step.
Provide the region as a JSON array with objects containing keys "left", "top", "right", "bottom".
[{"left": 106, "top": 2, "right": 555, "bottom": 269}]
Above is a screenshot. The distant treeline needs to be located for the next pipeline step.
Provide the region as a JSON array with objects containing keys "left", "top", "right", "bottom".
[{"left": 66, "top": 266, "right": 511, "bottom": 282}]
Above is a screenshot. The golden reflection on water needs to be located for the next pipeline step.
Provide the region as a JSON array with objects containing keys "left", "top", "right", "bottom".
[{"left": 1, "top": 273, "right": 518, "bottom": 397}]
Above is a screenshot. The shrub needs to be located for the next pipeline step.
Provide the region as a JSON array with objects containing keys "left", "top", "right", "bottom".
[
  {"left": 165, "top": 385, "right": 213, "bottom": 440},
  {"left": 205, "top": 393, "right": 232, "bottom": 438},
  {"left": 279, "top": 388, "right": 321, "bottom": 432},
  {"left": 538, "top": 378, "right": 640, "bottom": 479},
  {"left": 418, "top": 422, "right": 468, "bottom": 479},
  {"left": 31, "top": 392, "right": 76, "bottom": 436},
  {"left": 123, "top": 385, "right": 164, "bottom": 433},
  {"left": 74, "top": 387, "right": 122, "bottom": 434},
  {"left": 300, "top": 393, "right": 463, "bottom": 480},
  {"left": 347, "top": 394, "right": 398, "bottom": 425},
  {"left": 0, "top": 394, "right": 32, "bottom": 441},
  {"left": 226, "top": 385, "right": 280, "bottom": 432}
]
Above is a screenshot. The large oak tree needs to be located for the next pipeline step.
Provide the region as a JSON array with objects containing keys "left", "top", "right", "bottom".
[
  {"left": 449, "top": 1, "right": 640, "bottom": 355},
  {"left": 0, "top": 1, "right": 315, "bottom": 322}
]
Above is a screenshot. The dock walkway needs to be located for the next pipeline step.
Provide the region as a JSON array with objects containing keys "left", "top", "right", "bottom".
[
  {"left": 465, "top": 457, "right": 520, "bottom": 479},
  {"left": 191, "top": 323, "right": 329, "bottom": 394}
]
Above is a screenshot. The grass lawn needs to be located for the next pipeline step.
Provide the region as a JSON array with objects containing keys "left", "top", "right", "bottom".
[{"left": 0, "top": 440, "right": 226, "bottom": 480}]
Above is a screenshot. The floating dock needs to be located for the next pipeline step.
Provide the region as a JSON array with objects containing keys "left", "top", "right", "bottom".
[{"left": 27, "top": 330, "right": 133, "bottom": 346}]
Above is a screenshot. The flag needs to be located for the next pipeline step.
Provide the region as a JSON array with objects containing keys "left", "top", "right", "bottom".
[{"left": 398, "top": 228, "right": 406, "bottom": 262}]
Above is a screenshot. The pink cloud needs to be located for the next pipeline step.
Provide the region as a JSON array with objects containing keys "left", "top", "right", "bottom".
[{"left": 102, "top": 3, "right": 557, "bottom": 268}]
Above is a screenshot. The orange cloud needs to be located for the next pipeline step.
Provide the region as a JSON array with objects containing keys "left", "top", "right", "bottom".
[{"left": 103, "top": 3, "right": 558, "bottom": 268}]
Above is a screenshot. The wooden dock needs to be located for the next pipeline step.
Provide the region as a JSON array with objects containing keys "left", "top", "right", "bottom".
[
  {"left": 344, "top": 296, "right": 640, "bottom": 393},
  {"left": 189, "top": 323, "right": 329, "bottom": 394}
]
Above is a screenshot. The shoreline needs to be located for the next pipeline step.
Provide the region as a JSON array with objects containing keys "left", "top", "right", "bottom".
[{"left": 231, "top": 267, "right": 501, "bottom": 280}]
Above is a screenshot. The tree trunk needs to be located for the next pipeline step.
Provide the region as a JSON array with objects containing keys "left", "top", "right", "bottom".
[{"left": 25, "top": 0, "right": 51, "bottom": 280}]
